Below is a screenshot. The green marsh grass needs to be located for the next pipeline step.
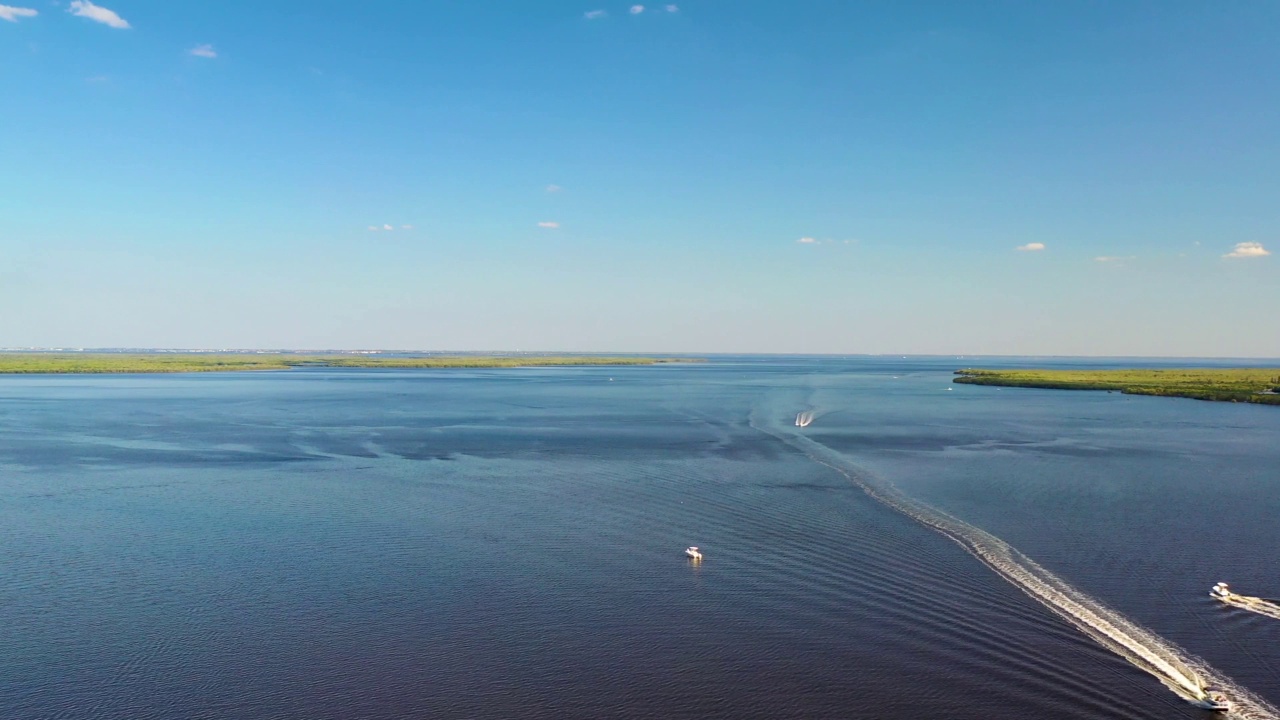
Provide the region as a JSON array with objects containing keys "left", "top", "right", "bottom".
[
  {"left": 954, "top": 368, "right": 1280, "bottom": 406},
  {"left": 0, "top": 354, "right": 689, "bottom": 374}
]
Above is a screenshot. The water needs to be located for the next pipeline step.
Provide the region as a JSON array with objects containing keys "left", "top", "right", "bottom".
[{"left": 1, "top": 357, "right": 1277, "bottom": 719}]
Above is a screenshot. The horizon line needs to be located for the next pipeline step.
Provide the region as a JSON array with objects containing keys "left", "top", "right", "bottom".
[{"left": 2, "top": 348, "right": 1279, "bottom": 362}]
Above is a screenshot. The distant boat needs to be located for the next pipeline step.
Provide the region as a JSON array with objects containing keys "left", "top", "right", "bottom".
[
  {"left": 685, "top": 546, "right": 702, "bottom": 560},
  {"left": 1211, "top": 582, "right": 1231, "bottom": 600}
]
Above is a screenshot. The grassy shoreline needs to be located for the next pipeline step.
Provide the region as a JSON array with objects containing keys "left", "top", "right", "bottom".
[
  {"left": 954, "top": 368, "right": 1280, "bottom": 406},
  {"left": 0, "top": 354, "right": 694, "bottom": 374}
]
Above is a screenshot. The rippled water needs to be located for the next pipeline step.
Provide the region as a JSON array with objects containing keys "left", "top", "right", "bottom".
[{"left": 2, "top": 357, "right": 1277, "bottom": 719}]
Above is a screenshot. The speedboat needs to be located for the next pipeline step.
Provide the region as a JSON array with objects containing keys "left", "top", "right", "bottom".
[
  {"left": 685, "top": 546, "right": 702, "bottom": 560},
  {"left": 1196, "top": 687, "right": 1230, "bottom": 712},
  {"left": 1211, "top": 582, "right": 1231, "bottom": 600}
]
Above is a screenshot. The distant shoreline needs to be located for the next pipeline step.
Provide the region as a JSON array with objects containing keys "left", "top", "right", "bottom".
[
  {"left": 0, "top": 354, "right": 697, "bottom": 375},
  {"left": 954, "top": 368, "right": 1280, "bottom": 406}
]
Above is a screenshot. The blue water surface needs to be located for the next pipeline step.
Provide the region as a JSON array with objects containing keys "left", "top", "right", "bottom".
[{"left": 1, "top": 357, "right": 1277, "bottom": 719}]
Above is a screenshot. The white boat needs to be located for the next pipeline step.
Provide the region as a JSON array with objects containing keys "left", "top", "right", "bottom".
[
  {"left": 1211, "top": 582, "right": 1231, "bottom": 600},
  {"left": 685, "top": 546, "right": 702, "bottom": 560},
  {"left": 1196, "top": 687, "right": 1231, "bottom": 712}
]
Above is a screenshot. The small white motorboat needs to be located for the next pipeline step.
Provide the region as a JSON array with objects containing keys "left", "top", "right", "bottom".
[
  {"left": 685, "top": 546, "right": 702, "bottom": 560},
  {"left": 1196, "top": 687, "right": 1231, "bottom": 712},
  {"left": 1211, "top": 582, "right": 1231, "bottom": 600}
]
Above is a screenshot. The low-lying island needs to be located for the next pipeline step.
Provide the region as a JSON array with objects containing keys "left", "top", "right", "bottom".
[
  {"left": 953, "top": 367, "right": 1280, "bottom": 405},
  {"left": 0, "top": 353, "right": 696, "bottom": 374}
]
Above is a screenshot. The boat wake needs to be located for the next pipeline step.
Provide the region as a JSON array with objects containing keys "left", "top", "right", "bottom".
[
  {"left": 1215, "top": 585, "right": 1280, "bottom": 622},
  {"left": 753, "top": 408, "right": 1279, "bottom": 719},
  {"left": 794, "top": 411, "right": 816, "bottom": 428}
]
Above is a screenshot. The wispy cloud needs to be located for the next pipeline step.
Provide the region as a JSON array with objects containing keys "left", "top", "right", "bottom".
[
  {"left": 666, "top": 4, "right": 679, "bottom": 12},
  {"left": 0, "top": 5, "right": 38, "bottom": 22},
  {"left": 1094, "top": 256, "right": 1135, "bottom": 263},
  {"left": 1223, "top": 241, "right": 1270, "bottom": 259},
  {"left": 537, "top": 221, "right": 560, "bottom": 229},
  {"left": 69, "top": 0, "right": 129, "bottom": 29},
  {"left": 369, "top": 224, "right": 401, "bottom": 231},
  {"left": 797, "top": 236, "right": 857, "bottom": 246},
  {"left": 545, "top": 184, "right": 562, "bottom": 193},
  {"left": 401, "top": 224, "right": 413, "bottom": 230},
  {"left": 1016, "top": 242, "right": 1045, "bottom": 252},
  {"left": 584, "top": 9, "right": 606, "bottom": 19},
  {"left": 188, "top": 44, "right": 217, "bottom": 59},
  {"left": 629, "top": 5, "right": 645, "bottom": 14}
]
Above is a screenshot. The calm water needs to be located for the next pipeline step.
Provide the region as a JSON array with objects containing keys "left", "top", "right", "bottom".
[{"left": 2, "top": 357, "right": 1278, "bottom": 719}]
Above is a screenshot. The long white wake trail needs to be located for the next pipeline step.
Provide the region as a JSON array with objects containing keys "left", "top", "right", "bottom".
[{"left": 766, "top": 411, "right": 1279, "bottom": 719}]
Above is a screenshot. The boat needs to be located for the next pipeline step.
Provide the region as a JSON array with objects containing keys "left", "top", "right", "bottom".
[
  {"left": 685, "top": 546, "right": 702, "bottom": 560},
  {"left": 1211, "top": 582, "right": 1231, "bottom": 600},
  {"left": 1196, "top": 687, "right": 1231, "bottom": 712}
]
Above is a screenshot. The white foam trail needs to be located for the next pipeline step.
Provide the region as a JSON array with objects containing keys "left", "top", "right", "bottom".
[
  {"left": 757, "top": 410, "right": 1279, "bottom": 719},
  {"left": 795, "top": 411, "right": 815, "bottom": 428},
  {"left": 1217, "top": 591, "right": 1280, "bottom": 622}
]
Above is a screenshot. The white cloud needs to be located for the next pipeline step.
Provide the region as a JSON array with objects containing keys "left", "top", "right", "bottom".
[
  {"left": 630, "top": 5, "right": 645, "bottom": 14},
  {"left": 798, "top": 236, "right": 857, "bottom": 246},
  {"left": 1223, "top": 241, "right": 1270, "bottom": 259},
  {"left": 0, "top": 5, "right": 38, "bottom": 22},
  {"left": 1094, "top": 256, "right": 1134, "bottom": 263},
  {"left": 69, "top": 1, "right": 129, "bottom": 28},
  {"left": 383, "top": 224, "right": 394, "bottom": 231},
  {"left": 545, "top": 184, "right": 562, "bottom": 193},
  {"left": 584, "top": 9, "right": 606, "bottom": 19},
  {"left": 401, "top": 224, "right": 413, "bottom": 230},
  {"left": 1016, "top": 242, "right": 1045, "bottom": 252},
  {"left": 537, "top": 221, "right": 560, "bottom": 229},
  {"left": 189, "top": 44, "right": 217, "bottom": 59},
  {"left": 368, "top": 226, "right": 379, "bottom": 231},
  {"left": 666, "top": 4, "right": 679, "bottom": 12}
]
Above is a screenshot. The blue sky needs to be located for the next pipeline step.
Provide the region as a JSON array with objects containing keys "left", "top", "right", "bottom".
[{"left": 2, "top": 1, "right": 1277, "bottom": 355}]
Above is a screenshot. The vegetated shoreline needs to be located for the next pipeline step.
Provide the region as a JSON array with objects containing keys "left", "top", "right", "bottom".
[
  {"left": 954, "top": 368, "right": 1280, "bottom": 406},
  {"left": 0, "top": 353, "right": 697, "bottom": 375}
]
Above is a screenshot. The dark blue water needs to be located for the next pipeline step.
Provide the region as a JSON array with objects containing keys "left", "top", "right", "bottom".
[{"left": 1, "top": 358, "right": 1277, "bottom": 719}]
